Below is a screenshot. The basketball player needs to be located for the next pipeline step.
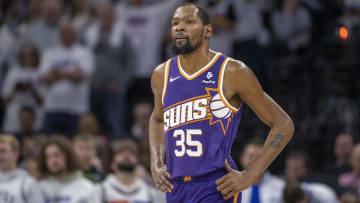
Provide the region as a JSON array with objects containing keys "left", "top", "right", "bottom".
[{"left": 149, "top": 4, "right": 294, "bottom": 203}]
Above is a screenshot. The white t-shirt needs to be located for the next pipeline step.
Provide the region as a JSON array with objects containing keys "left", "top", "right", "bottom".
[
  {"left": 40, "top": 172, "right": 98, "bottom": 203},
  {"left": 39, "top": 44, "right": 94, "bottom": 114},
  {"left": 271, "top": 7, "right": 312, "bottom": 50},
  {"left": 233, "top": 0, "right": 270, "bottom": 46},
  {"left": 1, "top": 66, "right": 43, "bottom": 133},
  {"left": 302, "top": 182, "right": 339, "bottom": 203},
  {"left": 241, "top": 172, "right": 285, "bottom": 203},
  {"left": 0, "top": 169, "right": 45, "bottom": 203},
  {"left": 116, "top": 0, "right": 178, "bottom": 78},
  {"left": 97, "top": 174, "right": 165, "bottom": 203}
]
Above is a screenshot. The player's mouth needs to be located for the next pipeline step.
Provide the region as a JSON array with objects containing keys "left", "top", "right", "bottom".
[{"left": 175, "top": 35, "right": 188, "bottom": 41}]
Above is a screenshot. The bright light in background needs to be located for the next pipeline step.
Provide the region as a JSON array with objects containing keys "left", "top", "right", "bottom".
[{"left": 339, "top": 26, "right": 349, "bottom": 40}]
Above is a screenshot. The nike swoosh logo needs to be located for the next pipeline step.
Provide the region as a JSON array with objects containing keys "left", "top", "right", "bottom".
[{"left": 170, "top": 76, "right": 181, "bottom": 82}]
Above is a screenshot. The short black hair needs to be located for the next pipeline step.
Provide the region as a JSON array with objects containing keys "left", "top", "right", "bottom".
[
  {"left": 283, "top": 181, "right": 306, "bottom": 203},
  {"left": 180, "top": 3, "right": 210, "bottom": 25}
]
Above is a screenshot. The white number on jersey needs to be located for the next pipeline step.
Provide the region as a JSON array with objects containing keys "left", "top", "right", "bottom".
[{"left": 173, "top": 129, "right": 203, "bottom": 157}]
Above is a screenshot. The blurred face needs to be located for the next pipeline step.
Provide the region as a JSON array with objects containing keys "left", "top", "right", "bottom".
[
  {"left": 171, "top": 6, "right": 211, "bottom": 55},
  {"left": 240, "top": 144, "right": 262, "bottom": 169},
  {"left": 22, "top": 137, "right": 38, "bottom": 159},
  {"left": 60, "top": 23, "right": 77, "bottom": 47},
  {"left": 19, "top": 110, "right": 35, "bottom": 131},
  {"left": 340, "top": 192, "right": 358, "bottom": 203},
  {"left": 21, "top": 46, "right": 38, "bottom": 68},
  {"left": 350, "top": 145, "right": 360, "bottom": 174},
  {"left": 0, "top": 142, "right": 18, "bottom": 172},
  {"left": 335, "top": 134, "right": 354, "bottom": 162},
  {"left": 98, "top": 4, "right": 115, "bottom": 31},
  {"left": 112, "top": 150, "right": 138, "bottom": 174},
  {"left": 29, "top": 0, "right": 43, "bottom": 15},
  {"left": 134, "top": 103, "right": 152, "bottom": 130},
  {"left": 79, "top": 114, "right": 99, "bottom": 134},
  {"left": 285, "top": 157, "right": 307, "bottom": 180},
  {"left": 45, "top": 144, "right": 67, "bottom": 175},
  {"left": 42, "top": 0, "right": 62, "bottom": 24},
  {"left": 73, "top": 140, "right": 96, "bottom": 168}
]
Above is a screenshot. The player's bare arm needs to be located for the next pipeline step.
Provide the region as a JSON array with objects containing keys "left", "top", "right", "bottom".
[
  {"left": 149, "top": 63, "right": 174, "bottom": 193},
  {"left": 216, "top": 59, "right": 294, "bottom": 200}
]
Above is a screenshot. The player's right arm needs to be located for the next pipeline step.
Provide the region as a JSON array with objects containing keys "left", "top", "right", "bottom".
[{"left": 149, "top": 63, "right": 174, "bottom": 193}]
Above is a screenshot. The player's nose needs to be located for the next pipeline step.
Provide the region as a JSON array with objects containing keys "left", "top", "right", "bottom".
[{"left": 175, "top": 21, "right": 186, "bottom": 32}]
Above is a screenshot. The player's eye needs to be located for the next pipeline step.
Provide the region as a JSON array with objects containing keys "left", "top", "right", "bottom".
[
  {"left": 187, "top": 20, "right": 193, "bottom": 24},
  {"left": 172, "top": 21, "right": 179, "bottom": 26}
]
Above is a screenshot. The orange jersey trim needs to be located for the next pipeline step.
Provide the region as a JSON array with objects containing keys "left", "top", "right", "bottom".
[
  {"left": 218, "top": 57, "right": 239, "bottom": 113},
  {"left": 233, "top": 193, "right": 239, "bottom": 203},
  {"left": 162, "top": 59, "right": 172, "bottom": 105}
]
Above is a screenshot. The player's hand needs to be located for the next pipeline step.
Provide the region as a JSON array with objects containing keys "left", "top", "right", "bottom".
[
  {"left": 151, "top": 164, "right": 173, "bottom": 193},
  {"left": 215, "top": 159, "right": 257, "bottom": 200}
]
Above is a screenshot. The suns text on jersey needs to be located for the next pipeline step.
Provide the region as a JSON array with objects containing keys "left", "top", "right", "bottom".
[{"left": 164, "top": 97, "right": 210, "bottom": 132}]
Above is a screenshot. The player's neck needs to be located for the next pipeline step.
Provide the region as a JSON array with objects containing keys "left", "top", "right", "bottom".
[{"left": 179, "top": 46, "right": 214, "bottom": 75}]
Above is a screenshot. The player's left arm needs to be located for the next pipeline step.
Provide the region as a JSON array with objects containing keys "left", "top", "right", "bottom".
[{"left": 216, "top": 59, "right": 294, "bottom": 200}]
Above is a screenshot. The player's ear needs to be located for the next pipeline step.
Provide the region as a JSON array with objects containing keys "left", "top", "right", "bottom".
[{"left": 204, "top": 24, "right": 213, "bottom": 39}]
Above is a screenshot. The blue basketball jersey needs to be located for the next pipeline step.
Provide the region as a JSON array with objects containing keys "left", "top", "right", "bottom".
[{"left": 162, "top": 52, "right": 243, "bottom": 178}]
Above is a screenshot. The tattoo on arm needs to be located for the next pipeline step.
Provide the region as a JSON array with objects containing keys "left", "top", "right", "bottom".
[{"left": 269, "top": 134, "right": 284, "bottom": 148}]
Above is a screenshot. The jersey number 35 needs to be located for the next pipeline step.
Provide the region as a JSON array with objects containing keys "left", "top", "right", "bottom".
[{"left": 173, "top": 129, "right": 203, "bottom": 157}]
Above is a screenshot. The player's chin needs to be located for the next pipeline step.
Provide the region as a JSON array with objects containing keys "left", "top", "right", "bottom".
[{"left": 174, "top": 40, "right": 187, "bottom": 47}]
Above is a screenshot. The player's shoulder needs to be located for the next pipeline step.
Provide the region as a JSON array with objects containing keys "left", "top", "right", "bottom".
[
  {"left": 224, "top": 58, "right": 252, "bottom": 78},
  {"left": 152, "top": 61, "right": 168, "bottom": 77},
  {"left": 151, "top": 60, "right": 171, "bottom": 92}
]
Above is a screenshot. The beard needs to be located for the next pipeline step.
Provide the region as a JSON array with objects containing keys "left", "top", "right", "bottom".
[{"left": 171, "top": 36, "right": 203, "bottom": 55}]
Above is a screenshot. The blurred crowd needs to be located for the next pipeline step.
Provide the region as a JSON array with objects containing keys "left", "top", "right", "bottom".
[{"left": 0, "top": 0, "right": 360, "bottom": 202}]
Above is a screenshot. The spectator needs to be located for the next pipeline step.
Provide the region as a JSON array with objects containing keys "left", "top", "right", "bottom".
[
  {"left": 73, "top": 134, "right": 104, "bottom": 182},
  {"left": 1, "top": 44, "right": 43, "bottom": 134},
  {"left": 78, "top": 112, "right": 100, "bottom": 136},
  {"left": 232, "top": 0, "right": 270, "bottom": 85},
  {"left": 97, "top": 138, "right": 165, "bottom": 203},
  {"left": 131, "top": 100, "right": 153, "bottom": 139},
  {"left": 65, "top": 0, "right": 93, "bottom": 34},
  {"left": 283, "top": 180, "right": 339, "bottom": 203},
  {"left": 285, "top": 150, "right": 309, "bottom": 181},
  {"left": 338, "top": 144, "right": 360, "bottom": 197},
  {"left": 338, "top": 187, "right": 358, "bottom": 203},
  {"left": 78, "top": 113, "right": 110, "bottom": 172},
  {"left": 39, "top": 22, "right": 94, "bottom": 136},
  {"left": 18, "top": 0, "right": 44, "bottom": 36},
  {"left": 21, "top": 0, "right": 63, "bottom": 52},
  {"left": 18, "top": 134, "right": 45, "bottom": 170},
  {"left": 17, "top": 106, "right": 38, "bottom": 137},
  {"left": 84, "top": 2, "right": 135, "bottom": 139},
  {"left": 0, "top": 0, "right": 20, "bottom": 66},
  {"left": 118, "top": 0, "right": 179, "bottom": 102},
  {"left": 37, "top": 135, "right": 98, "bottom": 203},
  {"left": 271, "top": 0, "right": 312, "bottom": 51},
  {"left": 198, "top": 0, "right": 236, "bottom": 56},
  {"left": 283, "top": 180, "right": 307, "bottom": 203},
  {"left": 0, "top": 134, "right": 44, "bottom": 203},
  {"left": 325, "top": 133, "right": 354, "bottom": 176},
  {"left": 239, "top": 137, "right": 285, "bottom": 203}
]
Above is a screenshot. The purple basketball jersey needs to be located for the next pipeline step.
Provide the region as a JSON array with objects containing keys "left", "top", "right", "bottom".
[{"left": 162, "top": 52, "right": 243, "bottom": 178}]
